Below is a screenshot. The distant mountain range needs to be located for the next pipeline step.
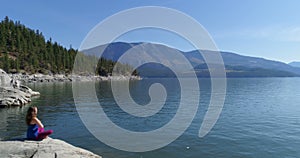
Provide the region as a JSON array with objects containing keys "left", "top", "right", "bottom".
[
  {"left": 82, "top": 42, "right": 300, "bottom": 77},
  {"left": 289, "top": 62, "right": 300, "bottom": 68}
]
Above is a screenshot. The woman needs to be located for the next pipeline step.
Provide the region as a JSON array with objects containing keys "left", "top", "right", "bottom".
[{"left": 26, "top": 106, "right": 53, "bottom": 140}]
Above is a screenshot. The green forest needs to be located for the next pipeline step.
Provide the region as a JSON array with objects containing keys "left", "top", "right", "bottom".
[{"left": 0, "top": 16, "right": 136, "bottom": 76}]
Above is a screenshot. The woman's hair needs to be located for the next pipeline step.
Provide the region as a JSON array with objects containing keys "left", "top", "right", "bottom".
[{"left": 26, "top": 106, "right": 37, "bottom": 125}]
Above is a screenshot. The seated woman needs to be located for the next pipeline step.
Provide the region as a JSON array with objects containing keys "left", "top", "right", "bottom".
[{"left": 26, "top": 106, "right": 53, "bottom": 140}]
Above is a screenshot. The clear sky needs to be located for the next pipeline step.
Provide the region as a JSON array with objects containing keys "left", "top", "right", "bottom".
[{"left": 1, "top": 0, "right": 300, "bottom": 63}]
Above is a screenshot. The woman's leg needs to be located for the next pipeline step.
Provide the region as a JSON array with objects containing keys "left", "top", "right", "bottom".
[
  {"left": 38, "top": 127, "right": 44, "bottom": 133},
  {"left": 37, "top": 130, "right": 53, "bottom": 140}
]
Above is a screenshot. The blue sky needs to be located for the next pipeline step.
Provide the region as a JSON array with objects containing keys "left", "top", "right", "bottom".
[{"left": 1, "top": 0, "right": 300, "bottom": 63}]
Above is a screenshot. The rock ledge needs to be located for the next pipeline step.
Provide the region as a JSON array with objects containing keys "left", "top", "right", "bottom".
[
  {"left": 0, "top": 69, "right": 40, "bottom": 108},
  {"left": 0, "top": 138, "right": 101, "bottom": 158}
]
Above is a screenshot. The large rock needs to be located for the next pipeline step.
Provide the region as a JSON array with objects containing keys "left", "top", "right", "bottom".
[
  {"left": 0, "top": 69, "right": 40, "bottom": 108},
  {"left": 0, "top": 138, "right": 101, "bottom": 158},
  {"left": 0, "top": 69, "right": 11, "bottom": 87}
]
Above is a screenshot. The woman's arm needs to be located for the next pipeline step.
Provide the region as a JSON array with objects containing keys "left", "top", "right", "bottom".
[{"left": 32, "top": 117, "right": 44, "bottom": 128}]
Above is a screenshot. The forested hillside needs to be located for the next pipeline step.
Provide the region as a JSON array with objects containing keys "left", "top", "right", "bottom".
[{"left": 0, "top": 16, "right": 135, "bottom": 76}]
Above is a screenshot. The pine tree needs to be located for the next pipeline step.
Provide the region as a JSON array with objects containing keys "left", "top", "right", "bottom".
[{"left": 3, "top": 52, "right": 10, "bottom": 72}]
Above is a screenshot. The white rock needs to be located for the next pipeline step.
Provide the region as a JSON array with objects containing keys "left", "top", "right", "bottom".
[{"left": 0, "top": 69, "right": 11, "bottom": 87}]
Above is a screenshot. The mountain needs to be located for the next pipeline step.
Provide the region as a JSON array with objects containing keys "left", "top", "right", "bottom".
[
  {"left": 1, "top": 17, "right": 296, "bottom": 77},
  {"left": 289, "top": 62, "right": 300, "bottom": 68},
  {"left": 82, "top": 42, "right": 300, "bottom": 77},
  {"left": 185, "top": 50, "right": 300, "bottom": 74}
]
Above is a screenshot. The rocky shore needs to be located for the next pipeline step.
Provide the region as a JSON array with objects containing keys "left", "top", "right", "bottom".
[
  {"left": 9, "top": 73, "right": 141, "bottom": 83},
  {"left": 1, "top": 68, "right": 141, "bottom": 107},
  {"left": 0, "top": 137, "right": 101, "bottom": 158},
  {"left": 0, "top": 69, "right": 40, "bottom": 108}
]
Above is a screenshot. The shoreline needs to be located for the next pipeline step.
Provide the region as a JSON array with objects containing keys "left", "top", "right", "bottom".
[{"left": 9, "top": 73, "right": 142, "bottom": 83}]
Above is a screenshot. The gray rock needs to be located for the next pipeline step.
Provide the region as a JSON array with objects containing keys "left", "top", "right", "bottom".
[
  {"left": 0, "top": 69, "right": 40, "bottom": 108},
  {"left": 0, "top": 138, "right": 101, "bottom": 158},
  {"left": 0, "top": 69, "right": 11, "bottom": 87}
]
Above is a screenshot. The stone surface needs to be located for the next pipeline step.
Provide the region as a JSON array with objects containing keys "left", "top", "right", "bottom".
[
  {"left": 0, "top": 69, "right": 40, "bottom": 108},
  {"left": 0, "top": 138, "right": 101, "bottom": 158},
  {"left": 0, "top": 69, "right": 11, "bottom": 87}
]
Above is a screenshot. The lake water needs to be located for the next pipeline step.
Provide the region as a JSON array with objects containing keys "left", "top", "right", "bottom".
[{"left": 1, "top": 78, "right": 300, "bottom": 158}]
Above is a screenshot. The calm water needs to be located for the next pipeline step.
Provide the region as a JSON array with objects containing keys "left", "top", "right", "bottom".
[{"left": 1, "top": 78, "right": 300, "bottom": 158}]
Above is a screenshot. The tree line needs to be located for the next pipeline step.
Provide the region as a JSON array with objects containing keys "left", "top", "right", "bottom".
[{"left": 0, "top": 16, "right": 137, "bottom": 76}]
